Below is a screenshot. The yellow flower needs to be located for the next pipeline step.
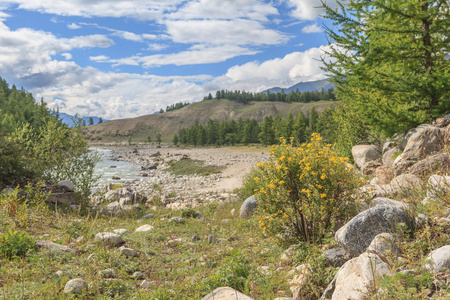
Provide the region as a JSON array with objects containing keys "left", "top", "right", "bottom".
[
  {"left": 277, "top": 165, "right": 282, "bottom": 170},
  {"left": 320, "top": 193, "right": 327, "bottom": 198},
  {"left": 361, "top": 178, "right": 366, "bottom": 183},
  {"left": 279, "top": 180, "right": 285, "bottom": 184},
  {"left": 321, "top": 174, "right": 327, "bottom": 180}
]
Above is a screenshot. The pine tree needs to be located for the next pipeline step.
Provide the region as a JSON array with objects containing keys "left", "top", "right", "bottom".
[
  {"left": 294, "top": 111, "right": 307, "bottom": 144},
  {"left": 309, "top": 107, "right": 319, "bottom": 133},
  {"left": 321, "top": 0, "right": 450, "bottom": 136}
]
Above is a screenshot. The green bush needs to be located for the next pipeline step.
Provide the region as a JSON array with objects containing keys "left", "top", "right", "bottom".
[
  {"left": 0, "top": 229, "right": 37, "bottom": 259},
  {"left": 254, "top": 134, "right": 362, "bottom": 244}
]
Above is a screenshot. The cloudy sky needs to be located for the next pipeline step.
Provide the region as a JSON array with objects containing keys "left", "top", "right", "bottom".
[{"left": 0, "top": 0, "right": 338, "bottom": 120}]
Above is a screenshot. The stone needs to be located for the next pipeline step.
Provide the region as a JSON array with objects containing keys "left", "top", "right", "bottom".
[
  {"left": 112, "top": 176, "right": 121, "bottom": 180},
  {"left": 394, "top": 125, "right": 443, "bottom": 169},
  {"left": 64, "top": 278, "right": 88, "bottom": 294},
  {"left": 135, "top": 224, "right": 154, "bottom": 232},
  {"left": 192, "top": 234, "right": 201, "bottom": 242},
  {"left": 133, "top": 271, "right": 144, "bottom": 279},
  {"left": 1, "top": 187, "right": 14, "bottom": 195},
  {"left": 120, "top": 247, "right": 139, "bottom": 258},
  {"left": 140, "top": 279, "right": 151, "bottom": 288},
  {"left": 141, "top": 163, "right": 157, "bottom": 171},
  {"left": 99, "top": 268, "right": 116, "bottom": 278},
  {"left": 371, "top": 197, "right": 408, "bottom": 209},
  {"left": 113, "top": 229, "right": 128, "bottom": 234},
  {"left": 119, "top": 197, "right": 133, "bottom": 206},
  {"left": 106, "top": 201, "right": 121, "bottom": 210},
  {"left": 390, "top": 174, "right": 422, "bottom": 192},
  {"left": 35, "top": 240, "right": 77, "bottom": 253},
  {"left": 323, "top": 248, "right": 351, "bottom": 268},
  {"left": 375, "top": 166, "right": 394, "bottom": 184},
  {"left": 142, "top": 214, "right": 154, "bottom": 219},
  {"left": 427, "top": 175, "right": 450, "bottom": 199},
  {"left": 240, "top": 195, "right": 258, "bottom": 219},
  {"left": 201, "top": 287, "right": 253, "bottom": 300},
  {"left": 94, "top": 232, "right": 124, "bottom": 247},
  {"left": 55, "top": 270, "right": 64, "bottom": 277},
  {"left": 382, "top": 146, "right": 402, "bottom": 167},
  {"left": 351, "top": 145, "right": 381, "bottom": 170},
  {"left": 168, "top": 239, "right": 182, "bottom": 247},
  {"left": 332, "top": 252, "right": 390, "bottom": 300},
  {"left": 208, "top": 234, "right": 218, "bottom": 244},
  {"left": 433, "top": 114, "right": 450, "bottom": 127},
  {"left": 335, "top": 205, "right": 415, "bottom": 257},
  {"left": 424, "top": 245, "right": 450, "bottom": 274},
  {"left": 231, "top": 208, "right": 236, "bottom": 216},
  {"left": 366, "top": 233, "right": 400, "bottom": 259},
  {"left": 57, "top": 180, "right": 75, "bottom": 191},
  {"left": 409, "top": 153, "right": 449, "bottom": 176},
  {"left": 361, "top": 160, "right": 382, "bottom": 176},
  {"left": 169, "top": 217, "right": 186, "bottom": 224},
  {"left": 289, "top": 264, "right": 310, "bottom": 300}
]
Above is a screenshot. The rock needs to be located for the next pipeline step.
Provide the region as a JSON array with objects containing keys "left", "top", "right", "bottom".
[
  {"left": 394, "top": 125, "right": 443, "bottom": 169},
  {"left": 208, "top": 234, "right": 218, "bottom": 244},
  {"left": 119, "top": 247, "right": 139, "bottom": 258},
  {"left": 332, "top": 252, "right": 390, "bottom": 300},
  {"left": 135, "top": 224, "right": 154, "bottom": 232},
  {"left": 169, "top": 217, "right": 186, "bottom": 224},
  {"left": 240, "top": 195, "right": 258, "bottom": 219},
  {"left": 119, "top": 197, "right": 133, "bottom": 206},
  {"left": 361, "top": 160, "right": 382, "bottom": 176},
  {"left": 335, "top": 205, "right": 415, "bottom": 257},
  {"left": 192, "top": 234, "right": 201, "bottom": 242},
  {"left": 57, "top": 180, "right": 75, "bottom": 192},
  {"left": 382, "top": 146, "right": 402, "bottom": 167},
  {"left": 424, "top": 245, "right": 450, "bottom": 273},
  {"left": 55, "top": 270, "right": 64, "bottom": 277},
  {"left": 366, "top": 233, "right": 399, "bottom": 259},
  {"left": 99, "top": 268, "right": 116, "bottom": 278},
  {"left": 289, "top": 264, "right": 310, "bottom": 300},
  {"left": 35, "top": 240, "right": 77, "bottom": 253},
  {"left": 141, "top": 163, "right": 157, "bottom": 171},
  {"left": 427, "top": 175, "right": 450, "bottom": 198},
  {"left": 1, "top": 187, "right": 14, "bottom": 195},
  {"left": 64, "top": 278, "right": 88, "bottom": 294},
  {"left": 132, "top": 271, "right": 144, "bottom": 280},
  {"left": 351, "top": 145, "right": 381, "bottom": 170},
  {"left": 142, "top": 214, "right": 154, "bottom": 219},
  {"left": 323, "top": 248, "right": 351, "bottom": 268},
  {"left": 390, "top": 174, "right": 422, "bottom": 192},
  {"left": 94, "top": 232, "right": 124, "bottom": 247},
  {"left": 231, "top": 208, "right": 236, "bottom": 217},
  {"left": 106, "top": 201, "right": 121, "bottom": 211},
  {"left": 140, "top": 279, "right": 151, "bottom": 288},
  {"left": 113, "top": 229, "right": 128, "bottom": 234},
  {"left": 112, "top": 176, "right": 121, "bottom": 180},
  {"left": 433, "top": 114, "right": 450, "bottom": 127},
  {"left": 371, "top": 197, "right": 408, "bottom": 209},
  {"left": 409, "top": 153, "right": 449, "bottom": 176},
  {"left": 375, "top": 166, "right": 394, "bottom": 184},
  {"left": 201, "top": 287, "right": 253, "bottom": 300}
]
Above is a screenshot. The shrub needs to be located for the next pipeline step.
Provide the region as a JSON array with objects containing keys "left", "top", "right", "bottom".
[
  {"left": 0, "top": 229, "right": 37, "bottom": 259},
  {"left": 254, "top": 134, "right": 362, "bottom": 244}
]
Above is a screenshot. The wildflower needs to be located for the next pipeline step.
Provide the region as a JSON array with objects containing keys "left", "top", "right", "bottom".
[{"left": 320, "top": 193, "right": 327, "bottom": 198}]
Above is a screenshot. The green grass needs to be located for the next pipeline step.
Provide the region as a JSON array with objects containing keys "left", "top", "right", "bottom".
[{"left": 163, "top": 158, "right": 225, "bottom": 176}]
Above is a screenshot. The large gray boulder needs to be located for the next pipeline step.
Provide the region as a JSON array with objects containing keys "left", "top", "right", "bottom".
[
  {"left": 335, "top": 205, "right": 415, "bottom": 257},
  {"left": 352, "top": 145, "right": 382, "bottom": 170},
  {"left": 366, "top": 233, "right": 400, "bottom": 259},
  {"left": 427, "top": 174, "right": 450, "bottom": 199},
  {"left": 331, "top": 252, "right": 390, "bottom": 300},
  {"left": 382, "top": 146, "right": 402, "bottom": 167},
  {"left": 94, "top": 232, "right": 124, "bottom": 247},
  {"left": 240, "top": 195, "right": 258, "bottom": 219},
  {"left": 390, "top": 174, "right": 422, "bottom": 193},
  {"left": 424, "top": 245, "right": 450, "bottom": 273},
  {"left": 408, "top": 153, "right": 449, "bottom": 176},
  {"left": 323, "top": 248, "right": 351, "bottom": 268},
  {"left": 57, "top": 180, "right": 75, "bottom": 192},
  {"left": 201, "top": 287, "right": 253, "bottom": 300},
  {"left": 64, "top": 278, "right": 88, "bottom": 294},
  {"left": 394, "top": 125, "right": 443, "bottom": 169}
]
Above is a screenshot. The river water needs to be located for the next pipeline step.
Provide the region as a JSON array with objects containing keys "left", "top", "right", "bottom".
[{"left": 91, "top": 148, "right": 143, "bottom": 191}]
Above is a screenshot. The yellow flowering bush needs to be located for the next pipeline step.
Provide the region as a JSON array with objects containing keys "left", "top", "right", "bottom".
[{"left": 254, "top": 133, "right": 361, "bottom": 244}]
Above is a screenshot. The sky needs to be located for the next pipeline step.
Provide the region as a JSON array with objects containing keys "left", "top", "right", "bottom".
[{"left": 0, "top": 0, "right": 339, "bottom": 120}]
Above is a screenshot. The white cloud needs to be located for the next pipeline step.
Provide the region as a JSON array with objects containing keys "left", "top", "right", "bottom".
[
  {"left": 61, "top": 52, "right": 72, "bottom": 60},
  {"left": 90, "top": 55, "right": 109, "bottom": 62},
  {"left": 287, "top": 0, "right": 338, "bottom": 21},
  {"left": 63, "top": 35, "right": 114, "bottom": 48},
  {"left": 67, "top": 23, "right": 81, "bottom": 29},
  {"left": 302, "top": 23, "right": 323, "bottom": 33}
]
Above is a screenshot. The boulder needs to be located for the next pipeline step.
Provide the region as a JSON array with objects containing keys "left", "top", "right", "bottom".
[
  {"left": 382, "top": 146, "right": 402, "bottom": 167},
  {"left": 366, "top": 233, "right": 400, "bottom": 259},
  {"left": 361, "top": 160, "right": 382, "bottom": 176},
  {"left": 135, "top": 224, "right": 154, "bottom": 232},
  {"left": 331, "top": 252, "right": 390, "bottom": 300},
  {"left": 240, "top": 195, "right": 258, "bottom": 219},
  {"left": 94, "top": 232, "right": 124, "bottom": 247},
  {"left": 375, "top": 167, "right": 394, "bottom": 184},
  {"left": 370, "top": 197, "right": 408, "bottom": 209},
  {"left": 335, "top": 205, "right": 415, "bottom": 257},
  {"left": 99, "top": 268, "right": 116, "bottom": 278},
  {"left": 323, "top": 248, "right": 351, "bottom": 268},
  {"left": 394, "top": 125, "right": 443, "bottom": 169},
  {"left": 141, "top": 163, "right": 157, "bottom": 171},
  {"left": 408, "top": 153, "right": 449, "bottom": 176},
  {"left": 427, "top": 175, "right": 450, "bottom": 198},
  {"left": 424, "top": 245, "right": 450, "bottom": 273},
  {"left": 433, "top": 114, "right": 450, "bottom": 128},
  {"left": 64, "top": 278, "right": 88, "bottom": 294},
  {"left": 119, "top": 247, "right": 139, "bottom": 258},
  {"left": 352, "top": 145, "right": 382, "bottom": 170},
  {"left": 390, "top": 174, "right": 422, "bottom": 192},
  {"left": 289, "top": 264, "right": 310, "bottom": 300},
  {"left": 1, "top": 187, "right": 14, "bottom": 195},
  {"left": 35, "top": 240, "right": 77, "bottom": 253},
  {"left": 57, "top": 180, "right": 75, "bottom": 192},
  {"left": 201, "top": 287, "right": 253, "bottom": 300}
]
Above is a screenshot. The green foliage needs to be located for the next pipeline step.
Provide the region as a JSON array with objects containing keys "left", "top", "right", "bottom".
[
  {"left": 0, "top": 229, "right": 37, "bottom": 259},
  {"left": 254, "top": 134, "right": 361, "bottom": 244},
  {"left": 321, "top": 0, "right": 450, "bottom": 137},
  {"left": 239, "top": 167, "right": 263, "bottom": 200},
  {"left": 163, "top": 158, "right": 225, "bottom": 176},
  {"left": 373, "top": 271, "right": 435, "bottom": 299}
]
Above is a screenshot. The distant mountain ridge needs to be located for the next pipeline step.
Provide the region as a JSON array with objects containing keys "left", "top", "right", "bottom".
[
  {"left": 57, "top": 112, "right": 109, "bottom": 127},
  {"left": 262, "top": 79, "right": 333, "bottom": 94}
]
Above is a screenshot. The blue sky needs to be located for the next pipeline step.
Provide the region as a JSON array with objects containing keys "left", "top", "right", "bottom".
[{"left": 0, "top": 0, "right": 339, "bottom": 120}]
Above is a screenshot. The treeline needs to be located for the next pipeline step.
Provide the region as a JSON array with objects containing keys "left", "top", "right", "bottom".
[
  {"left": 159, "top": 101, "right": 190, "bottom": 113},
  {"left": 175, "top": 106, "right": 338, "bottom": 147},
  {"left": 203, "top": 88, "right": 336, "bottom": 104}
]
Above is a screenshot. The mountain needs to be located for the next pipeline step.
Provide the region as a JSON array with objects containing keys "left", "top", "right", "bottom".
[
  {"left": 57, "top": 113, "right": 109, "bottom": 127},
  {"left": 84, "top": 99, "right": 335, "bottom": 143},
  {"left": 262, "top": 79, "right": 333, "bottom": 94}
]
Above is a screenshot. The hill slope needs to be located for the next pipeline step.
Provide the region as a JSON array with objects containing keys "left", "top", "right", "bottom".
[{"left": 84, "top": 99, "right": 335, "bottom": 142}]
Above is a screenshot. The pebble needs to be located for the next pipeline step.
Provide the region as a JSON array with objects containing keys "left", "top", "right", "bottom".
[{"left": 132, "top": 271, "right": 144, "bottom": 279}]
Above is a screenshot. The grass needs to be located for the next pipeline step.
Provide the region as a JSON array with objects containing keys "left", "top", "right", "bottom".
[{"left": 163, "top": 158, "right": 225, "bottom": 176}]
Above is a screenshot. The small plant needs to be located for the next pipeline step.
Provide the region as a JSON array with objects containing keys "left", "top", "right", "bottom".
[
  {"left": 167, "top": 191, "right": 177, "bottom": 198},
  {"left": 254, "top": 134, "right": 362, "bottom": 244},
  {"left": 163, "top": 158, "right": 224, "bottom": 176},
  {"left": 0, "top": 229, "right": 37, "bottom": 260}
]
